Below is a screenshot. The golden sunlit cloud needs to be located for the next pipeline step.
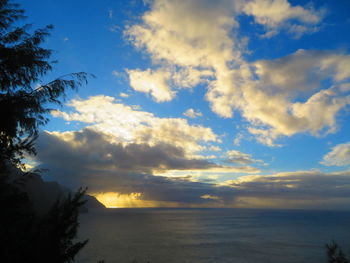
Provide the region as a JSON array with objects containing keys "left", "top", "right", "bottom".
[
  {"left": 201, "top": 194, "right": 222, "bottom": 201},
  {"left": 52, "top": 95, "right": 219, "bottom": 155}
]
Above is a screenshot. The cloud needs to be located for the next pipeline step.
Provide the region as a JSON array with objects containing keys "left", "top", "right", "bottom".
[
  {"left": 34, "top": 130, "right": 350, "bottom": 209},
  {"left": 34, "top": 129, "right": 242, "bottom": 206},
  {"left": 49, "top": 96, "right": 258, "bottom": 174},
  {"left": 112, "top": 70, "right": 128, "bottom": 82},
  {"left": 51, "top": 95, "right": 220, "bottom": 154},
  {"left": 225, "top": 170, "right": 350, "bottom": 199},
  {"left": 201, "top": 194, "right": 222, "bottom": 201},
  {"left": 36, "top": 129, "right": 219, "bottom": 174},
  {"left": 127, "top": 67, "right": 213, "bottom": 102},
  {"left": 33, "top": 95, "right": 270, "bottom": 207},
  {"left": 243, "top": 85, "right": 350, "bottom": 146},
  {"left": 224, "top": 150, "right": 263, "bottom": 165},
  {"left": 321, "top": 142, "right": 350, "bottom": 167},
  {"left": 38, "top": 129, "right": 256, "bottom": 178},
  {"left": 242, "top": 0, "right": 324, "bottom": 38},
  {"left": 210, "top": 50, "right": 350, "bottom": 146},
  {"left": 254, "top": 50, "right": 350, "bottom": 94},
  {"left": 221, "top": 169, "right": 350, "bottom": 209},
  {"left": 125, "top": 0, "right": 239, "bottom": 68},
  {"left": 172, "top": 67, "right": 213, "bottom": 88},
  {"left": 37, "top": 94, "right": 350, "bottom": 208},
  {"left": 183, "top": 108, "right": 202, "bottom": 118},
  {"left": 233, "top": 133, "right": 244, "bottom": 146},
  {"left": 123, "top": 0, "right": 350, "bottom": 146},
  {"left": 119, "top": 92, "right": 130, "bottom": 98},
  {"left": 209, "top": 146, "right": 221, "bottom": 152},
  {"left": 125, "top": 0, "right": 241, "bottom": 103},
  {"left": 127, "top": 69, "right": 174, "bottom": 102}
]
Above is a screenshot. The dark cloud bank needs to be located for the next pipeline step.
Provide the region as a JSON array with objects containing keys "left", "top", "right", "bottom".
[{"left": 35, "top": 129, "right": 350, "bottom": 209}]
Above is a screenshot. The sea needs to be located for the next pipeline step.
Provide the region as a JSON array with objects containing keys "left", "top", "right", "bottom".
[{"left": 76, "top": 208, "right": 350, "bottom": 263}]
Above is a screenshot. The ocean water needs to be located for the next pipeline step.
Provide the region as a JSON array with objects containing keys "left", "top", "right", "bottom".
[{"left": 76, "top": 208, "right": 350, "bottom": 263}]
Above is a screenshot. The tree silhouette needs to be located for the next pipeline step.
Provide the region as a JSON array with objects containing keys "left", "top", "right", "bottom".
[
  {"left": 0, "top": 0, "right": 92, "bottom": 262},
  {"left": 37, "top": 188, "right": 89, "bottom": 263},
  {"left": 0, "top": 172, "right": 89, "bottom": 263},
  {"left": 327, "top": 241, "right": 349, "bottom": 263},
  {"left": 0, "top": 0, "right": 90, "bottom": 170},
  {"left": 0, "top": 171, "right": 35, "bottom": 263}
]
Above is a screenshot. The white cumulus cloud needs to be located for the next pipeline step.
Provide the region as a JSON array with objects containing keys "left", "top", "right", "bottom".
[
  {"left": 183, "top": 108, "right": 202, "bottom": 118},
  {"left": 127, "top": 68, "right": 174, "bottom": 102},
  {"left": 242, "top": 0, "right": 324, "bottom": 37},
  {"left": 321, "top": 142, "right": 350, "bottom": 167},
  {"left": 123, "top": 0, "right": 348, "bottom": 147}
]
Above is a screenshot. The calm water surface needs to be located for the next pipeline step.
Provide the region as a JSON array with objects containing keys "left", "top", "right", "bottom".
[{"left": 76, "top": 208, "right": 350, "bottom": 263}]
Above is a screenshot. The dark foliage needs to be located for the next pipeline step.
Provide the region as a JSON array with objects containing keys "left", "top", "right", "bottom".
[
  {"left": 327, "top": 241, "right": 349, "bottom": 263},
  {"left": 0, "top": 172, "right": 35, "bottom": 263},
  {"left": 37, "top": 188, "right": 89, "bottom": 263},
  {"left": 0, "top": 174, "right": 88, "bottom": 263}
]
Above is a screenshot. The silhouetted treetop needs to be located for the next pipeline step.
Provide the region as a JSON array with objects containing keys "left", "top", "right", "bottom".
[
  {"left": 0, "top": 0, "right": 92, "bottom": 169},
  {"left": 327, "top": 241, "right": 349, "bottom": 263},
  {"left": 0, "top": 0, "right": 24, "bottom": 30},
  {"left": 38, "top": 188, "right": 89, "bottom": 263}
]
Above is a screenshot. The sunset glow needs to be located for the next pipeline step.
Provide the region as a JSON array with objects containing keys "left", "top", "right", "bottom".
[{"left": 94, "top": 192, "right": 143, "bottom": 208}]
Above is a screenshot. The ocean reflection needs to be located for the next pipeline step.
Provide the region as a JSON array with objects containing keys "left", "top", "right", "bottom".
[{"left": 77, "top": 208, "right": 350, "bottom": 263}]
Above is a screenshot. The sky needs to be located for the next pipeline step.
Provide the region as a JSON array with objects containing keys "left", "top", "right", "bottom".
[{"left": 20, "top": 0, "right": 350, "bottom": 209}]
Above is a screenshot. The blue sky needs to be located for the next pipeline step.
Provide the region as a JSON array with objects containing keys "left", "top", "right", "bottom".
[{"left": 21, "top": 0, "right": 350, "bottom": 209}]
